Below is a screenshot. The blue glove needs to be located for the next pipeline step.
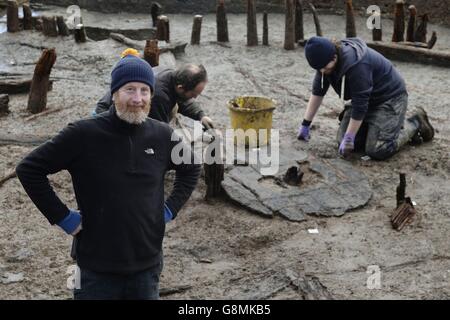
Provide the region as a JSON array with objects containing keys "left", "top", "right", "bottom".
[
  {"left": 297, "top": 125, "right": 310, "bottom": 141},
  {"left": 164, "top": 203, "right": 173, "bottom": 223},
  {"left": 91, "top": 109, "right": 97, "bottom": 116},
  {"left": 57, "top": 209, "right": 82, "bottom": 235},
  {"left": 339, "top": 133, "right": 355, "bottom": 157}
]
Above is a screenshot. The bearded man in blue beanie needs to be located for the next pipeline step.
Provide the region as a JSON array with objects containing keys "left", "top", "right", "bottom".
[
  {"left": 298, "top": 36, "right": 435, "bottom": 160},
  {"left": 15, "top": 51, "right": 201, "bottom": 299}
]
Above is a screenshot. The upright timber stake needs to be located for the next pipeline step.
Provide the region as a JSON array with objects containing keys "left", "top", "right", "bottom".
[
  {"left": 345, "top": 0, "right": 357, "bottom": 38},
  {"left": 406, "top": 5, "right": 416, "bottom": 42},
  {"left": 204, "top": 145, "right": 224, "bottom": 200},
  {"left": 74, "top": 24, "right": 87, "bottom": 43},
  {"left": 27, "top": 48, "right": 57, "bottom": 114},
  {"left": 144, "top": 39, "right": 160, "bottom": 67},
  {"left": 427, "top": 31, "right": 437, "bottom": 49},
  {"left": 191, "top": 15, "right": 202, "bottom": 45},
  {"left": 23, "top": 4, "right": 33, "bottom": 30},
  {"left": 247, "top": 0, "right": 258, "bottom": 46},
  {"left": 392, "top": 0, "right": 405, "bottom": 42},
  {"left": 0, "top": 94, "right": 10, "bottom": 116},
  {"left": 156, "top": 15, "right": 170, "bottom": 42},
  {"left": 295, "top": 0, "right": 304, "bottom": 42},
  {"left": 57, "top": 16, "right": 70, "bottom": 36},
  {"left": 262, "top": 12, "right": 269, "bottom": 46},
  {"left": 414, "top": 14, "right": 428, "bottom": 43},
  {"left": 216, "top": 0, "right": 229, "bottom": 42},
  {"left": 396, "top": 173, "right": 406, "bottom": 207},
  {"left": 151, "top": 2, "right": 162, "bottom": 28},
  {"left": 392, "top": 173, "right": 416, "bottom": 231},
  {"left": 308, "top": 2, "right": 323, "bottom": 37},
  {"left": 42, "top": 16, "right": 58, "bottom": 37},
  {"left": 284, "top": 0, "right": 295, "bottom": 50},
  {"left": 7, "top": 0, "right": 20, "bottom": 33},
  {"left": 372, "top": 11, "right": 382, "bottom": 41}
]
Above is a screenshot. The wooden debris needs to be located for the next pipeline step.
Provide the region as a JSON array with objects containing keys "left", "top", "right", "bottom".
[
  {"left": 392, "top": 0, "right": 405, "bottom": 42},
  {"left": 159, "top": 285, "right": 192, "bottom": 297},
  {"left": 406, "top": 5, "right": 416, "bottom": 43},
  {"left": 0, "top": 134, "right": 52, "bottom": 146},
  {"left": 7, "top": 0, "right": 20, "bottom": 33},
  {"left": 110, "top": 32, "right": 143, "bottom": 50},
  {"left": 74, "top": 24, "right": 87, "bottom": 43},
  {"left": 190, "top": 15, "right": 202, "bottom": 45},
  {"left": 0, "top": 78, "right": 53, "bottom": 94},
  {"left": 144, "top": 39, "right": 159, "bottom": 67},
  {"left": 262, "top": 12, "right": 269, "bottom": 46},
  {"left": 295, "top": 0, "right": 304, "bottom": 42},
  {"left": 396, "top": 173, "right": 406, "bottom": 207},
  {"left": 56, "top": 16, "right": 70, "bottom": 36},
  {"left": 372, "top": 11, "right": 382, "bottom": 41},
  {"left": 286, "top": 270, "right": 334, "bottom": 300},
  {"left": 392, "top": 198, "right": 416, "bottom": 231},
  {"left": 156, "top": 15, "right": 170, "bottom": 42},
  {"left": 345, "top": 0, "right": 357, "bottom": 38},
  {"left": 42, "top": 16, "right": 58, "bottom": 37},
  {"left": 414, "top": 14, "right": 428, "bottom": 43},
  {"left": 392, "top": 173, "right": 416, "bottom": 231},
  {"left": 247, "top": 0, "right": 258, "bottom": 46},
  {"left": 0, "top": 171, "right": 17, "bottom": 188},
  {"left": 308, "top": 2, "right": 323, "bottom": 37},
  {"left": 22, "top": 4, "right": 33, "bottom": 30},
  {"left": 427, "top": 31, "right": 437, "bottom": 49},
  {"left": 150, "top": 2, "right": 162, "bottom": 28},
  {"left": 283, "top": 166, "right": 304, "bottom": 186},
  {"left": 24, "top": 107, "right": 62, "bottom": 121},
  {"left": 216, "top": 0, "right": 229, "bottom": 42},
  {"left": 0, "top": 94, "right": 10, "bottom": 115},
  {"left": 367, "top": 41, "right": 450, "bottom": 68},
  {"left": 284, "top": 0, "right": 295, "bottom": 50},
  {"left": 27, "top": 48, "right": 57, "bottom": 114}
]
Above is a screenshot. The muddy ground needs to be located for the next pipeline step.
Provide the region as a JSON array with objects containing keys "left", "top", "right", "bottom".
[{"left": 1, "top": 8, "right": 450, "bottom": 299}]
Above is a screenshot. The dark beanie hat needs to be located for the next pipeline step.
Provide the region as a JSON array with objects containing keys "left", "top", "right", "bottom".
[
  {"left": 110, "top": 49, "right": 155, "bottom": 94},
  {"left": 304, "top": 36, "right": 337, "bottom": 70}
]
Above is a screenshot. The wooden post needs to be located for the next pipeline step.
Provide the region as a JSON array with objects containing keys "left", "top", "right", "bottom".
[
  {"left": 427, "top": 31, "right": 437, "bottom": 49},
  {"left": 144, "top": 39, "right": 160, "bottom": 67},
  {"left": 295, "top": 0, "right": 304, "bottom": 42},
  {"left": 74, "top": 24, "right": 87, "bottom": 43},
  {"left": 42, "top": 16, "right": 58, "bottom": 37},
  {"left": 392, "top": 0, "right": 405, "bottom": 42},
  {"left": 27, "top": 48, "right": 57, "bottom": 114},
  {"left": 308, "top": 3, "right": 323, "bottom": 37},
  {"left": 0, "top": 94, "right": 10, "bottom": 116},
  {"left": 7, "top": 0, "right": 20, "bottom": 33},
  {"left": 56, "top": 16, "right": 70, "bottom": 36},
  {"left": 204, "top": 146, "right": 224, "bottom": 200},
  {"left": 151, "top": 2, "right": 162, "bottom": 28},
  {"left": 284, "top": 0, "right": 295, "bottom": 50},
  {"left": 34, "top": 17, "right": 43, "bottom": 31},
  {"left": 414, "top": 14, "right": 428, "bottom": 43},
  {"left": 262, "top": 12, "right": 269, "bottom": 46},
  {"left": 247, "top": 0, "right": 258, "bottom": 46},
  {"left": 191, "top": 15, "right": 202, "bottom": 45},
  {"left": 396, "top": 173, "right": 406, "bottom": 207},
  {"left": 372, "top": 11, "right": 382, "bottom": 41},
  {"left": 156, "top": 15, "right": 170, "bottom": 42},
  {"left": 23, "top": 4, "right": 33, "bottom": 30},
  {"left": 406, "top": 5, "right": 416, "bottom": 42},
  {"left": 345, "top": 0, "right": 357, "bottom": 38},
  {"left": 216, "top": 0, "right": 229, "bottom": 42}
]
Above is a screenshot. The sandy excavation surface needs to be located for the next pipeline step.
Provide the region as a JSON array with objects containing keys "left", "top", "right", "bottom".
[{"left": 1, "top": 8, "right": 450, "bottom": 299}]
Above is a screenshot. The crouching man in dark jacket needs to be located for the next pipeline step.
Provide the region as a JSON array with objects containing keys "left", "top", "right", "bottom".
[{"left": 16, "top": 52, "right": 201, "bottom": 300}]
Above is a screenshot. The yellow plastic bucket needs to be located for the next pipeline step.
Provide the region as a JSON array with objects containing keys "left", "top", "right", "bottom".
[{"left": 227, "top": 96, "right": 276, "bottom": 147}]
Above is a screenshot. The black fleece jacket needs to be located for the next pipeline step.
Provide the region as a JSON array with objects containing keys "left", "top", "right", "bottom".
[{"left": 16, "top": 107, "right": 201, "bottom": 274}]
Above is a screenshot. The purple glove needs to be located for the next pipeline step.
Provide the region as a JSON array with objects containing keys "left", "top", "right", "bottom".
[
  {"left": 339, "top": 133, "right": 355, "bottom": 157},
  {"left": 297, "top": 125, "right": 310, "bottom": 141}
]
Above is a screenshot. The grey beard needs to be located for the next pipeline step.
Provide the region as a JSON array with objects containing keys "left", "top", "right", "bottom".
[{"left": 116, "top": 108, "right": 147, "bottom": 125}]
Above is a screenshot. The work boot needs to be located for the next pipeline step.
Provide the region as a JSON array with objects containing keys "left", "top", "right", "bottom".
[{"left": 409, "top": 107, "right": 435, "bottom": 142}]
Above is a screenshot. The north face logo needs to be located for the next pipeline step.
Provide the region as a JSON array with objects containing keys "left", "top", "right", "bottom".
[{"left": 144, "top": 148, "right": 155, "bottom": 155}]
